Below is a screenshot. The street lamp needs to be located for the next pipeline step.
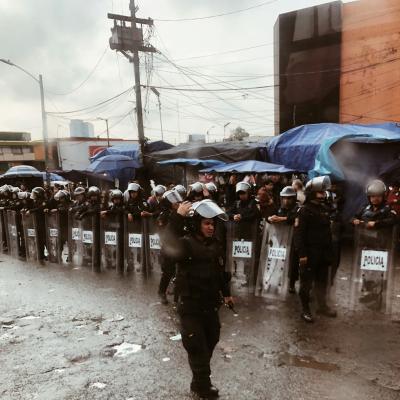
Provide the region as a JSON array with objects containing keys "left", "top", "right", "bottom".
[
  {"left": 223, "top": 122, "right": 231, "bottom": 139},
  {"left": 96, "top": 117, "right": 110, "bottom": 147},
  {"left": 0, "top": 59, "right": 50, "bottom": 174},
  {"left": 150, "top": 87, "right": 164, "bottom": 141},
  {"left": 206, "top": 125, "right": 215, "bottom": 143}
]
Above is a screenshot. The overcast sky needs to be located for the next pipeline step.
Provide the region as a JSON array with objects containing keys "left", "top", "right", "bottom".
[{"left": 0, "top": 0, "right": 353, "bottom": 144}]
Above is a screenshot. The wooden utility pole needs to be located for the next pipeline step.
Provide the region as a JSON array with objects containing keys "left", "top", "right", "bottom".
[
  {"left": 130, "top": 0, "right": 145, "bottom": 157},
  {"left": 108, "top": 1, "right": 156, "bottom": 160}
]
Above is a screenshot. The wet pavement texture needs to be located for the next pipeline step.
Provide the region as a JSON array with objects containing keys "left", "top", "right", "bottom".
[{"left": 1, "top": 254, "right": 400, "bottom": 400}]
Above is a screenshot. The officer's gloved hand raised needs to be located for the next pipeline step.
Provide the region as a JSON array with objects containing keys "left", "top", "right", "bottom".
[{"left": 177, "top": 201, "right": 192, "bottom": 217}]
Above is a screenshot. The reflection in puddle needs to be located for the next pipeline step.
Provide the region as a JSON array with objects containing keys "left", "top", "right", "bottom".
[{"left": 277, "top": 352, "right": 339, "bottom": 372}]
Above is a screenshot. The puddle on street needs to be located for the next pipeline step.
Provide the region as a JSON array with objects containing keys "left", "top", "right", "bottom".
[{"left": 277, "top": 352, "right": 339, "bottom": 372}]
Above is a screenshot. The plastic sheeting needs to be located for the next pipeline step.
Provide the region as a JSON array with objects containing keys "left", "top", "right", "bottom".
[
  {"left": 267, "top": 122, "right": 400, "bottom": 179},
  {"left": 90, "top": 144, "right": 142, "bottom": 166},
  {"left": 158, "top": 158, "right": 225, "bottom": 167},
  {"left": 201, "top": 160, "right": 295, "bottom": 174}
]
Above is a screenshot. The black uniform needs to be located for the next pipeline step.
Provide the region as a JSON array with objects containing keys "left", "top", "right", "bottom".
[
  {"left": 294, "top": 200, "right": 333, "bottom": 312},
  {"left": 158, "top": 208, "right": 177, "bottom": 299},
  {"left": 25, "top": 199, "right": 47, "bottom": 260},
  {"left": 354, "top": 203, "right": 397, "bottom": 228},
  {"left": 227, "top": 197, "right": 260, "bottom": 240},
  {"left": 166, "top": 214, "right": 231, "bottom": 393}
]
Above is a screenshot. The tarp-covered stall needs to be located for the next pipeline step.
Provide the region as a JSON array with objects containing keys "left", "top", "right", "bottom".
[
  {"left": 146, "top": 142, "right": 266, "bottom": 184},
  {"left": 267, "top": 123, "right": 400, "bottom": 218}
]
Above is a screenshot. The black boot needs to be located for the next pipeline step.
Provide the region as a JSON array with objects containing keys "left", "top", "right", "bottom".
[
  {"left": 301, "top": 308, "right": 314, "bottom": 323},
  {"left": 190, "top": 383, "right": 219, "bottom": 399}
]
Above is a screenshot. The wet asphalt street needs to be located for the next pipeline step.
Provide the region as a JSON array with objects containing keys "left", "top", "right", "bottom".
[{"left": 0, "top": 253, "right": 400, "bottom": 400}]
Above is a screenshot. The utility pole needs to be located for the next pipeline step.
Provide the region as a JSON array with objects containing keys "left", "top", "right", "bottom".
[
  {"left": 108, "top": 1, "right": 156, "bottom": 161},
  {"left": 0, "top": 60, "right": 50, "bottom": 181},
  {"left": 39, "top": 75, "right": 50, "bottom": 171},
  {"left": 130, "top": 0, "right": 145, "bottom": 156}
]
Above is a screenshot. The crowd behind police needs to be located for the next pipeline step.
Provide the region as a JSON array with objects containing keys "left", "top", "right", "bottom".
[{"left": 0, "top": 174, "right": 399, "bottom": 398}]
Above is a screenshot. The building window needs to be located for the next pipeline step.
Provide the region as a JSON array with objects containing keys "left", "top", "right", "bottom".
[{"left": 11, "top": 147, "right": 23, "bottom": 155}]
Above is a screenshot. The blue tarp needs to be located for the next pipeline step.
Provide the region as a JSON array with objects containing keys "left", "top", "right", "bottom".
[
  {"left": 90, "top": 144, "right": 142, "bottom": 167},
  {"left": 41, "top": 172, "right": 66, "bottom": 182},
  {"left": 157, "top": 158, "right": 225, "bottom": 168},
  {"left": 201, "top": 160, "right": 295, "bottom": 174},
  {"left": 86, "top": 155, "right": 139, "bottom": 189},
  {"left": 2, "top": 165, "right": 43, "bottom": 178},
  {"left": 267, "top": 122, "right": 400, "bottom": 179},
  {"left": 268, "top": 122, "right": 400, "bottom": 220}
]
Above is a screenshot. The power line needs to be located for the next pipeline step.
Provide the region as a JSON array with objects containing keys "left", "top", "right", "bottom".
[
  {"left": 153, "top": 0, "right": 279, "bottom": 22},
  {"left": 47, "top": 47, "right": 108, "bottom": 96},
  {"left": 142, "top": 83, "right": 276, "bottom": 92},
  {"left": 160, "top": 42, "right": 273, "bottom": 62},
  {"left": 48, "top": 86, "right": 134, "bottom": 115}
]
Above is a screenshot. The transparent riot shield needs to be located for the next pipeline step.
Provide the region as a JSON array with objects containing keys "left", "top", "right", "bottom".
[
  {"left": 226, "top": 220, "right": 260, "bottom": 294},
  {"left": 6, "top": 210, "right": 20, "bottom": 258},
  {"left": 0, "top": 209, "right": 8, "bottom": 254},
  {"left": 68, "top": 211, "right": 99, "bottom": 271},
  {"left": 124, "top": 217, "right": 144, "bottom": 274},
  {"left": 45, "top": 212, "right": 62, "bottom": 264},
  {"left": 350, "top": 225, "right": 397, "bottom": 314},
  {"left": 143, "top": 217, "right": 161, "bottom": 275},
  {"left": 255, "top": 223, "right": 294, "bottom": 299},
  {"left": 68, "top": 211, "right": 84, "bottom": 267},
  {"left": 22, "top": 212, "right": 40, "bottom": 263},
  {"left": 100, "top": 214, "right": 123, "bottom": 273}
]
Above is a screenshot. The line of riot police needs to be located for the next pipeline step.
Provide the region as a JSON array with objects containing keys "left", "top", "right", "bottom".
[{"left": 0, "top": 173, "right": 399, "bottom": 323}]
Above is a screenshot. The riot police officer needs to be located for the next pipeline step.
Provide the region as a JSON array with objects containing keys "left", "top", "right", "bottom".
[
  {"left": 165, "top": 199, "right": 232, "bottom": 399},
  {"left": 205, "top": 182, "right": 220, "bottom": 204},
  {"left": 294, "top": 176, "right": 337, "bottom": 323},
  {"left": 70, "top": 187, "right": 86, "bottom": 219},
  {"left": 174, "top": 184, "right": 187, "bottom": 200},
  {"left": 157, "top": 189, "right": 183, "bottom": 304},
  {"left": 228, "top": 181, "right": 260, "bottom": 240},
  {"left": 187, "top": 182, "right": 205, "bottom": 202},
  {"left": 124, "top": 183, "right": 148, "bottom": 222},
  {"left": 101, "top": 189, "right": 124, "bottom": 217},
  {"left": 268, "top": 186, "right": 299, "bottom": 293},
  {"left": 147, "top": 184, "right": 166, "bottom": 216},
  {"left": 25, "top": 187, "right": 47, "bottom": 261},
  {"left": 52, "top": 190, "right": 71, "bottom": 255},
  {"left": 352, "top": 180, "right": 397, "bottom": 228}
]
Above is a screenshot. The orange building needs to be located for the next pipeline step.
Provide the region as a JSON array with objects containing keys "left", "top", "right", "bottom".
[
  {"left": 340, "top": 0, "right": 400, "bottom": 124},
  {"left": 274, "top": 0, "right": 400, "bottom": 133}
]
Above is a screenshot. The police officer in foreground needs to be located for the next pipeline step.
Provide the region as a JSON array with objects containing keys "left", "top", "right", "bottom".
[
  {"left": 164, "top": 199, "right": 233, "bottom": 399},
  {"left": 352, "top": 180, "right": 397, "bottom": 229},
  {"left": 294, "top": 176, "right": 337, "bottom": 323},
  {"left": 268, "top": 186, "right": 299, "bottom": 293}
]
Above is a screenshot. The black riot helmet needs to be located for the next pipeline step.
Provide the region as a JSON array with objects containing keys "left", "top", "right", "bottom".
[
  {"left": 74, "top": 186, "right": 86, "bottom": 198},
  {"left": 110, "top": 189, "right": 123, "bottom": 203},
  {"left": 87, "top": 186, "right": 101, "bottom": 198},
  {"left": 30, "top": 187, "right": 45, "bottom": 201}
]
